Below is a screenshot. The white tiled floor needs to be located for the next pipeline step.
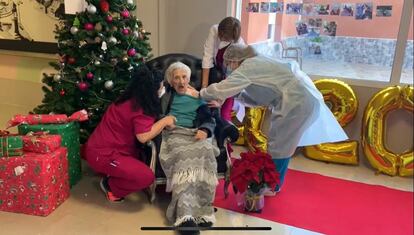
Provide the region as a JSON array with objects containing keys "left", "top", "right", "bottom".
[
  {"left": 302, "top": 59, "right": 413, "bottom": 84},
  {"left": 0, "top": 146, "right": 412, "bottom": 235}
]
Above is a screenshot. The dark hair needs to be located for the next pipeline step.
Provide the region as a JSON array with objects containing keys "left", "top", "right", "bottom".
[
  {"left": 115, "top": 65, "right": 163, "bottom": 117},
  {"left": 218, "top": 17, "right": 241, "bottom": 42}
]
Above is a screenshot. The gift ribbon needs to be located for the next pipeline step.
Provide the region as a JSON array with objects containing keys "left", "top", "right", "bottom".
[
  {"left": 1, "top": 133, "right": 23, "bottom": 157},
  {"left": 244, "top": 193, "right": 263, "bottom": 212}
]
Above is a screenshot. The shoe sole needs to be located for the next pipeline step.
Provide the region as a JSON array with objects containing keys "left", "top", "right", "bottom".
[{"left": 99, "top": 178, "right": 124, "bottom": 203}]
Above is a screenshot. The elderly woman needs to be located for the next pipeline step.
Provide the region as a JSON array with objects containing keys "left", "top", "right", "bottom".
[{"left": 159, "top": 62, "right": 220, "bottom": 235}]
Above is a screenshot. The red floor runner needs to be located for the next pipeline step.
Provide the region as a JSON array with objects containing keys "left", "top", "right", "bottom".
[{"left": 214, "top": 169, "right": 414, "bottom": 235}]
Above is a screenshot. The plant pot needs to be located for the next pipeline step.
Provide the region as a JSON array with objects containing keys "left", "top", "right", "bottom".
[{"left": 242, "top": 190, "right": 265, "bottom": 213}]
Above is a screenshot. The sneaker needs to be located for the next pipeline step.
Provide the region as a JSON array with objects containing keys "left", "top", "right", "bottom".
[
  {"left": 177, "top": 220, "right": 200, "bottom": 235},
  {"left": 99, "top": 177, "right": 125, "bottom": 203}
]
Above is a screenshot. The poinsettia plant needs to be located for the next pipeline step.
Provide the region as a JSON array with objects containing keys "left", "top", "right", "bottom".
[{"left": 230, "top": 151, "right": 280, "bottom": 194}]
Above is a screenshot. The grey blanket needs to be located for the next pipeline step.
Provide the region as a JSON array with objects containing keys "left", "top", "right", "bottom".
[{"left": 160, "top": 126, "right": 220, "bottom": 226}]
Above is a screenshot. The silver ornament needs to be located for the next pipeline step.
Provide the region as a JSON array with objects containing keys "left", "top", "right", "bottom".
[
  {"left": 128, "top": 65, "right": 134, "bottom": 71},
  {"left": 101, "top": 41, "right": 108, "bottom": 51},
  {"left": 94, "top": 60, "right": 101, "bottom": 66},
  {"left": 99, "top": 54, "right": 104, "bottom": 59},
  {"left": 127, "top": 0, "right": 134, "bottom": 5},
  {"left": 108, "top": 36, "right": 117, "bottom": 44},
  {"left": 70, "top": 26, "right": 79, "bottom": 35},
  {"left": 53, "top": 74, "right": 61, "bottom": 82},
  {"left": 87, "top": 5, "right": 97, "bottom": 14},
  {"left": 132, "top": 31, "right": 139, "bottom": 38},
  {"left": 97, "top": 77, "right": 102, "bottom": 81},
  {"left": 104, "top": 80, "right": 114, "bottom": 90}
]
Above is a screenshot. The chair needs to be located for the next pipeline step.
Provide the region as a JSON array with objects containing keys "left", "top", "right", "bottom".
[
  {"left": 281, "top": 41, "right": 303, "bottom": 69},
  {"left": 143, "top": 53, "right": 240, "bottom": 203}
]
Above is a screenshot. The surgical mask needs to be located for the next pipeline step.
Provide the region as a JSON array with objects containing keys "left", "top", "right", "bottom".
[
  {"left": 225, "top": 67, "right": 233, "bottom": 76},
  {"left": 158, "top": 86, "right": 166, "bottom": 98}
]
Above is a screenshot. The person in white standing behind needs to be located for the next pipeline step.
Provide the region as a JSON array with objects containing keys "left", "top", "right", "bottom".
[{"left": 198, "top": 44, "right": 348, "bottom": 195}]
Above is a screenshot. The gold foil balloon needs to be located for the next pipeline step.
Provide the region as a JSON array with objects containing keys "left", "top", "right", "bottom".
[
  {"left": 304, "top": 79, "right": 359, "bottom": 165},
  {"left": 244, "top": 107, "right": 267, "bottom": 152},
  {"left": 362, "top": 85, "right": 413, "bottom": 176}
]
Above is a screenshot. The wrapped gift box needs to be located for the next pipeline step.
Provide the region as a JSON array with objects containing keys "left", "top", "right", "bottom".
[
  {"left": 0, "top": 147, "right": 69, "bottom": 216},
  {"left": 18, "top": 122, "right": 82, "bottom": 187},
  {"left": 0, "top": 135, "right": 23, "bottom": 158},
  {"left": 22, "top": 133, "right": 61, "bottom": 154}
]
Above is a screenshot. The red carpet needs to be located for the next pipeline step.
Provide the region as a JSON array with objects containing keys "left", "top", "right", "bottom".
[{"left": 214, "top": 169, "right": 414, "bottom": 235}]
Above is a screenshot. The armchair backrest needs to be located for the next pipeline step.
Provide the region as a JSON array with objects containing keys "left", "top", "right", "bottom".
[{"left": 145, "top": 53, "right": 222, "bottom": 90}]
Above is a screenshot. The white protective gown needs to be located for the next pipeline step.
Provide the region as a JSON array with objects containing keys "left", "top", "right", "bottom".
[{"left": 200, "top": 56, "right": 348, "bottom": 158}]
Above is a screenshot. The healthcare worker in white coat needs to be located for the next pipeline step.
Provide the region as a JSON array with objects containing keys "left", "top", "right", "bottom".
[{"left": 199, "top": 44, "right": 348, "bottom": 195}]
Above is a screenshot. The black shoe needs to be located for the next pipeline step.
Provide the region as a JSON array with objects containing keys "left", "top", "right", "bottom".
[{"left": 177, "top": 220, "right": 200, "bottom": 235}]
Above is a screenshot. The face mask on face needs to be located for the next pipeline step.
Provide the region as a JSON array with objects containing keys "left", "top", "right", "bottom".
[
  {"left": 225, "top": 66, "right": 233, "bottom": 76},
  {"left": 158, "top": 86, "right": 166, "bottom": 98}
]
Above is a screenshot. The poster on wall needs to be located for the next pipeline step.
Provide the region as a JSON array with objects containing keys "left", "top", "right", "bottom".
[
  {"left": 0, "top": 0, "right": 64, "bottom": 53},
  {"left": 308, "top": 18, "right": 322, "bottom": 27},
  {"left": 296, "top": 21, "right": 309, "bottom": 36},
  {"left": 260, "top": 2, "right": 270, "bottom": 13},
  {"left": 330, "top": 3, "right": 341, "bottom": 15},
  {"left": 270, "top": 2, "right": 284, "bottom": 13},
  {"left": 247, "top": 3, "right": 259, "bottom": 13},
  {"left": 323, "top": 21, "right": 337, "bottom": 36},
  {"left": 376, "top": 5, "right": 392, "bottom": 17},
  {"left": 303, "top": 4, "right": 317, "bottom": 16},
  {"left": 286, "top": 3, "right": 303, "bottom": 15},
  {"left": 355, "top": 3, "right": 373, "bottom": 20},
  {"left": 340, "top": 3, "right": 354, "bottom": 16},
  {"left": 317, "top": 4, "right": 330, "bottom": 15}
]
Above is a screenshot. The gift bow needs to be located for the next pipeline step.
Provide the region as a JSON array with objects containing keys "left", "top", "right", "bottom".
[
  {"left": 26, "top": 131, "right": 50, "bottom": 145},
  {"left": 244, "top": 192, "right": 264, "bottom": 212}
]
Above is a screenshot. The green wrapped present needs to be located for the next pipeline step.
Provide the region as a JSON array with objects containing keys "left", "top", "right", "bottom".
[
  {"left": 18, "top": 122, "right": 82, "bottom": 187},
  {"left": 0, "top": 135, "right": 23, "bottom": 157}
]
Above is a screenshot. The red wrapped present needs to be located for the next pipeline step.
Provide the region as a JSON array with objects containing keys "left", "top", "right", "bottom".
[
  {"left": 22, "top": 132, "right": 61, "bottom": 154},
  {"left": 0, "top": 147, "right": 70, "bottom": 216},
  {"left": 6, "top": 110, "right": 88, "bottom": 128}
]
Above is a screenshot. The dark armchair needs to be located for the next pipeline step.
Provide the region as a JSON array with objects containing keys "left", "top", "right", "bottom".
[{"left": 143, "top": 53, "right": 239, "bottom": 203}]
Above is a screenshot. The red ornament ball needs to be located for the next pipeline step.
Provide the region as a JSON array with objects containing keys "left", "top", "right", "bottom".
[
  {"left": 122, "top": 28, "right": 130, "bottom": 35},
  {"left": 127, "top": 48, "right": 136, "bottom": 57},
  {"left": 84, "top": 23, "right": 94, "bottom": 31},
  {"left": 59, "top": 89, "right": 65, "bottom": 96},
  {"left": 106, "top": 15, "right": 113, "bottom": 23},
  {"left": 86, "top": 72, "right": 94, "bottom": 80},
  {"left": 67, "top": 57, "right": 76, "bottom": 64},
  {"left": 121, "top": 10, "right": 130, "bottom": 18},
  {"left": 78, "top": 82, "right": 89, "bottom": 92},
  {"left": 99, "top": 0, "right": 110, "bottom": 12}
]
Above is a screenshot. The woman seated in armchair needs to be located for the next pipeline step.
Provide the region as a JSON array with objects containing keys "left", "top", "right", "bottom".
[{"left": 159, "top": 62, "right": 220, "bottom": 235}]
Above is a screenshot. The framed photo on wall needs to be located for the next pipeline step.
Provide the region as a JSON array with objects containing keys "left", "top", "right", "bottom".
[{"left": 0, "top": 0, "right": 64, "bottom": 54}]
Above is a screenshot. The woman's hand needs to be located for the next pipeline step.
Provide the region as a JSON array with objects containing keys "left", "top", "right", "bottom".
[
  {"left": 195, "top": 129, "right": 208, "bottom": 140},
  {"left": 163, "top": 115, "right": 176, "bottom": 129},
  {"left": 186, "top": 86, "right": 200, "bottom": 98},
  {"left": 207, "top": 100, "right": 222, "bottom": 108}
]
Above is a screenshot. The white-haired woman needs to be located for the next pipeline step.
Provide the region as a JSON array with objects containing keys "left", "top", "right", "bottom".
[{"left": 159, "top": 62, "right": 220, "bottom": 235}]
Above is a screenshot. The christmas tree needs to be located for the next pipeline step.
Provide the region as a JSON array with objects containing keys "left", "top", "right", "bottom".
[{"left": 34, "top": 0, "right": 152, "bottom": 143}]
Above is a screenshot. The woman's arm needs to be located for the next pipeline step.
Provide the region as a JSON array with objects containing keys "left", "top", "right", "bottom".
[
  {"left": 201, "top": 25, "right": 218, "bottom": 88},
  {"left": 201, "top": 68, "right": 210, "bottom": 88},
  {"left": 200, "top": 71, "right": 251, "bottom": 101},
  {"left": 136, "top": 116, "right": 175, "bottom": 144}
]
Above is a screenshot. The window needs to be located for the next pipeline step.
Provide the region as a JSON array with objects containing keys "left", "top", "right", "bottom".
[{"left": 237, "top": 0, "right": 413, "bottom": 86}]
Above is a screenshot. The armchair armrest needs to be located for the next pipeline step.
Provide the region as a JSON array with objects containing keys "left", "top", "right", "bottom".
[{"left": 215, "top": 120, "right": 240, "bottom": 147}]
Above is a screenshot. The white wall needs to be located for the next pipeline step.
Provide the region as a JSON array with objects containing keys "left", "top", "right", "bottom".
[{"left": 136, "top": 0, "right": 160, "bottom": 57}]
